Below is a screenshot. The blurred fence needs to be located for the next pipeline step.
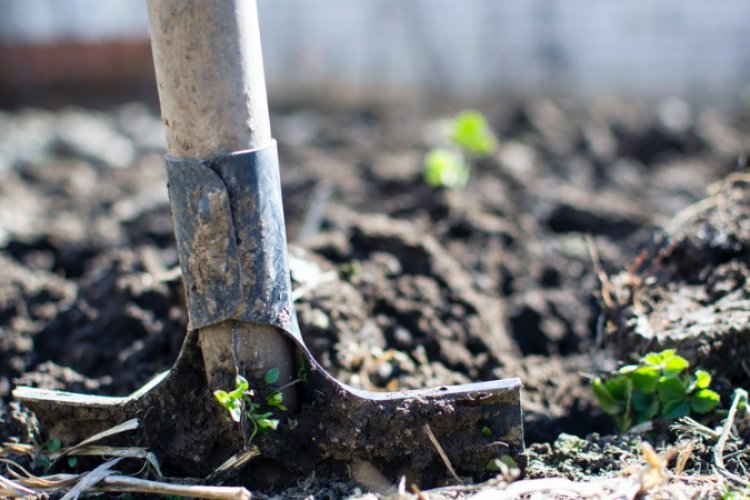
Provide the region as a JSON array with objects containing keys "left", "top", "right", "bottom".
[{"left": 1, "top": 0, "right": 749, "bottom": 106}]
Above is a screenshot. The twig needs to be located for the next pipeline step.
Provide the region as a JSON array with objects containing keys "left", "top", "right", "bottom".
[
  {"left": 51, "top": 418, "right": 140, "bottom": 470},
  {"left": 672, "top": 417, "right": 722, "bottom": 440},
  {"left": 96, "top": 475, "right": 252, "bottom": 500},
  {"left": 714, "top": 389, "right": 746, "bottom": 469},
  {"left": 674, "top": 440, "right": 695, "bottom": 477},
  {"left": 723, "top": 448, "right": 750, "bottom": 461},
  {"left": 0, "top": 474, "right": 37, "bottom": 497},
  {"left": 585, "top": 233, "right": 615, "bottom": 309},
  {"left": 0, "top": 442, "right": 35, "bottom": 458},
  {"left": 466, "top": 476, "right": 639, "bottom": 500},
  {"left": 61, "top": 457, "right": 124, "bottom": 500},
  {"left": 206, "top": 447, "right": 260, "bottom": 483},
  {"left": 665, "top": 197, "right": 717, "bottom": 236},
  {"left": 713, "top": 389, "right": 750, "bottom": 487},
  {"left": 423, "top": 424, "right": 462, "bottom": 484},
  {"left": 296, "top": 181, "right": 333, "bottom": 244},
  {"left": 423, "top": 476, "right": 503, "bottom": 496},
  {"left": 291, "top": 271, "right": 337, "bottom": 302}
]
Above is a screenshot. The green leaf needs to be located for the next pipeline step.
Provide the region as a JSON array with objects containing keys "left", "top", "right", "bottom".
[
  {"left": 690, "top": 389, "right": 720, "bottom": 413},
  {"left": 37, "top": 456, "right": 51, "bottom": 471},
  {"left": 694, "top": 370, "right": 712, "bottom": 390},
  {"left": 297, "top": 365, "right": 309, "bottom": 384},
  {"left": 215, "top": 390, "right": 243, "bottom": 423},
  {"left": 235, "top": 375, "right": 249, "bottom": 392},
  {"left": 264, "top": 368, "right": 280, "bottom": 385},
  {"left": 592, "top": 378, "right": 622, "bottom": 415},
  {"left": 266, "top": 391, "right": 287, "bottom": 411},
  {"left": 604, "top": 376, "right": 632, "bottom": 402},
  {"left": 657, "top": 377, "right": 686, "bottom": 402},
  {"left": 228, "top": 376, "right": 250, "bottom": 401},
  {"left": 627, "top": 366, "right": 660, "bottom": 393},
  {"left": 46, "top": 438, "right": 62, "bottom": 453},
  {"left": 67, "top": 456, "right": 78, "bottom": 468},
  {"left": 257, "top": 418, "right": 279, "bottom": 432},
  {"left": 616, "top": 414, "right": 633, "bottom": 433},
  {"left": 214, "top": 390, "right": 231, "bottom": 408},
  {"left": 227, "top": 375, "right": 250, "bottom": 400},
  {"left": 424, "top": 148, "right": 470, "bottom": 189},
  {"left": 499, "top": 455, "right": 518, "bottom": 469},
  {"left": 449, "top": 110, "right": 498, "bottom": 156},
  {"left": 663, "top": 355, "right": 689, "bottom": 378},
  {"left": 632, "top": 391, "right": 659, "bottom": 420},
  {"left": 644, "top": 349, "right": 676, "bottom": 365},
  {"left": 642, "top": 352, "right": 665, "bottom": 366},
  {"left": 661, "top": 400, "right": 691, "bottom": 419},
  {"left": 228, "top": 404, "right": 242, "bottom": 423},
  {"left": 486, "top": 459, "right": 501, "bottom": 472},
  {"left": 481, "top": 426, "right": 492, "bottom": 437}
]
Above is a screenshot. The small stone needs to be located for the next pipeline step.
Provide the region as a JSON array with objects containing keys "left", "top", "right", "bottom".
[
  {"left": 392, "top": 327, "right": 413, "bottom": 348},
  {"left": 309, "top": 308, "right": 330, "bottom": 330}
]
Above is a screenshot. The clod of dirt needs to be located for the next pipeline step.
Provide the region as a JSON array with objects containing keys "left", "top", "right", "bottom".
[
  {"left": 526, "top": 433, "right": 645, "bottom": 481},
  {"left": 605, "top": 174, "right": 750, "bottom": 387},
  {"left": 300, "top": 212, "right": 517, "bottom": 390}
]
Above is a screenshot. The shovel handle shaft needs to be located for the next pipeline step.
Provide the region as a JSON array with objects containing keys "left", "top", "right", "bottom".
[
  {"left": 148, "top": 0, "right": 297, "bottom": 407},
  {"left": 147, "top": 0, "right": 271, "bottom": 157}
]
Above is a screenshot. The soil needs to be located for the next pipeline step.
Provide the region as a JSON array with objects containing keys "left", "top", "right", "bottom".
[{"left": 1, "top": 98, "right": 749, "bottom": 497}]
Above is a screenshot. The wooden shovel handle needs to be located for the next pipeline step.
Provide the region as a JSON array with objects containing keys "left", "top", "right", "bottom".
[{"left": 147, "top": 0, "right": 271, "bottom": 158}]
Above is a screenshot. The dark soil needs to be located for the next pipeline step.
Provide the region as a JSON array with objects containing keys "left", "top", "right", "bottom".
[{"left": 1, "top": 99, "right": 749, "bottom": 495}]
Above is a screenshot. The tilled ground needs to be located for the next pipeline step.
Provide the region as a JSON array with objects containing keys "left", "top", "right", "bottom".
[{"left": 0, "top": 99, "right": 749, "bottom": 497}]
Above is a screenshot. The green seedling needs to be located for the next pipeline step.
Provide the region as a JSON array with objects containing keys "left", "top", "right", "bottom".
[
  {"left": 486, "top": 454, "right": 520, "bottom": 479},
  {"left": 214, "top": 371, "right": 284, "bottom": 443},
  {"left": 46, "top": 437, "right": 62, "bottom": 453},
  {"left": 592, "top": 349, "right": 720, "bottom": 432},
  {"left": 424, "top": 149, "right": 469, "bottom": 189},
  {"left": 34, "top": 437, "right": 79, "bottom": 471},
  {"left": 297, "top": 364, "right": 309, "bottom": 384},
  {"left": 449, "top": 110, "right": 498, "bottom": 157},
  {"left": 424, "top": 110, "right": 498, "bottom": 189}
]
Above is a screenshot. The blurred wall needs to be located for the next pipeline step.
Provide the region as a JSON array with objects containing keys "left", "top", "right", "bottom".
[{"left": 1, "top": 0, "right": 749, "bottom": 106}]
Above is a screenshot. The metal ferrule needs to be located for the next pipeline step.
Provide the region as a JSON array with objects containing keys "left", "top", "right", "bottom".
[{"left": 165, "top": 141, "right": 297, "bottom": 333}]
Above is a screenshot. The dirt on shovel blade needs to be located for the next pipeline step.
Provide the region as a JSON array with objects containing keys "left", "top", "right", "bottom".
[{"left": 1, "top": 99, "right": 750, "bottom": 497}]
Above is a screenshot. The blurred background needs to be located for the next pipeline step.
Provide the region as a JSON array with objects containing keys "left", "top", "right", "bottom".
[{"left": 1, "top": 0, "right": 749, "bottom": 108}]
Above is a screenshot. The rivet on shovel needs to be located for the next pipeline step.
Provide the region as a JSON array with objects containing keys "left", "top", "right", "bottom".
[{"left": 13, "top": 0, "right": 523, "bottom": 486}]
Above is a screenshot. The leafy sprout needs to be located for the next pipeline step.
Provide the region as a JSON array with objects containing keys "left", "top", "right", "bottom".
[
  {"left": 449, "top": 110, "right": 498, "bottom": 157},
  {"left": 423, "top": 110, "right": 498, "bottom": 189},
  {"left": 424, "top": 149, "right": 469, "bottom": 189},
  {"left": 592, "top": 349, "right": 720, "bottom": 432},
  {"left": 214, "top": 371, "right": 285, "bottom": 443}
]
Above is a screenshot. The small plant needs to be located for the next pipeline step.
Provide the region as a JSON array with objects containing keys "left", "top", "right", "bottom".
[
  {"left": 592, "top": 349, "right": 720, "bottom": 432},
  {"left": 449, "top": 110, "right": 498, "bottom": 157},
  {"left": 424, "top": 110, "right": 498, "bottom": 189},
  {"left": 214, "top": 372, "right": 284, "bottom": 442},
  {"left": 424, "top": 149, "right": 469, "bottom": 189}
]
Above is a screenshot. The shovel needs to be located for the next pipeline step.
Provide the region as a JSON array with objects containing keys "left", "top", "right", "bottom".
[{"left": 14, "top": 0, "right": 523, "bottom": 486}]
